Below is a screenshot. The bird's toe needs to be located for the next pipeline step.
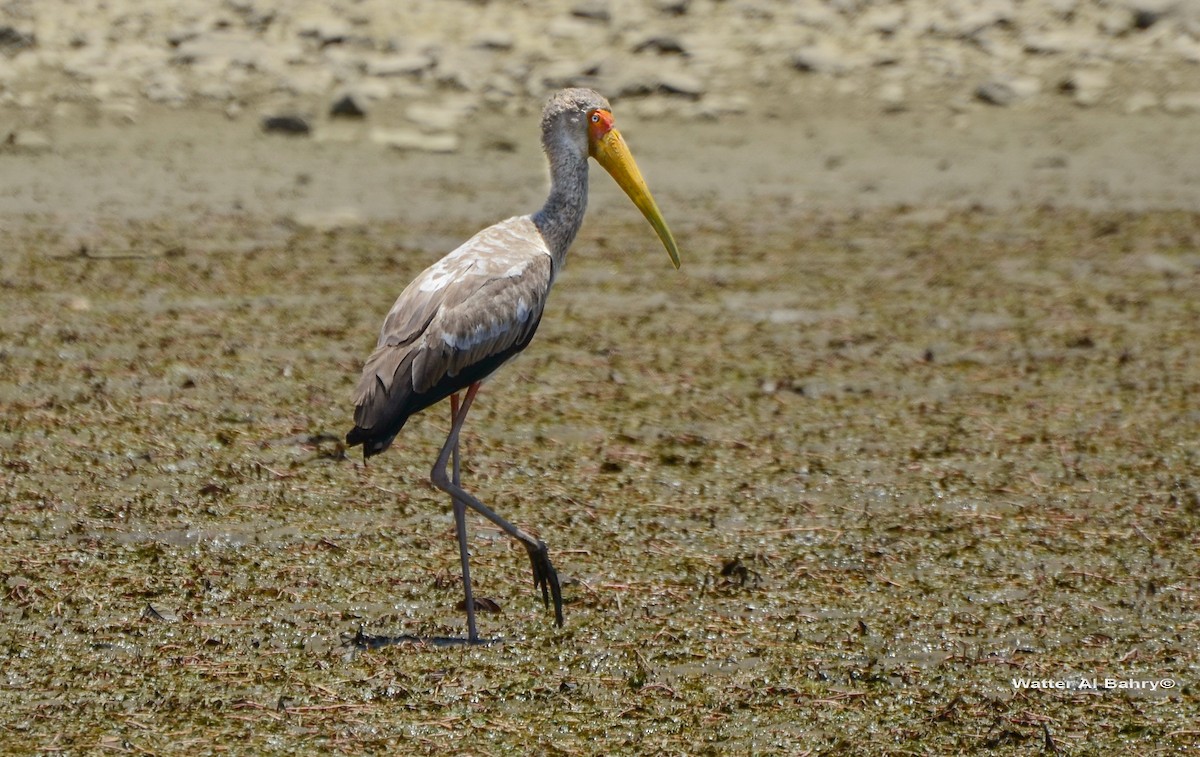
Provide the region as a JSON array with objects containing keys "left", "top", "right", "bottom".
[{"left": 526, "top": 540, "right": 564, "bottom": 627}]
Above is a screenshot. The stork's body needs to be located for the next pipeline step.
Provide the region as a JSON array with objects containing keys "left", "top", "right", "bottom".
[
  {"left": 347, "top": 89, "right": 680, "bottom": 642},
  {"left": 346, "top": 216, "right": 557, "bottom": 457}
]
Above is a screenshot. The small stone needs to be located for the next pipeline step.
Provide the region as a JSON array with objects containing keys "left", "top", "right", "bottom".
[
  {"left": 370, "top": 128, "right": 459, "bottom": 153},
  {"left": 1142, "top": 252, "right": 1190, "bottom": 276},
  {"left": 791, "top": 42, "right": 858, "bottom": 75},
  {"left": 1100, "top": 9, "right": 1135, "bottom": 35},
  {"left": 571, "top": 0, "right": 611, "bottom": 22},
  {"left": 1124, "top": 91, "right": 1159, "bottom": 113},
  {"left": 951, "top": 2, "right": 1015, "bottom": 37},
  {"left": 652, "top": 0, "right": 690, "bottom": 15},
  {"left": 611, "top": 66, "right": 704, "bottom": 99},
  {"left": 342, "top": 79, "right": 391, "bottom": 103},
  {"left": 546, "top": 17, "right": 594, "bottom": 41},
  {"left": 290, "top": 208, "right": 366, "bottom": 232},
  {"left": 975, "top": 75, "right": 1040, "bottom": 106},
  {"left": 330, "top": 93, "right": 366, "bottom": 119},
  {"left": 100, "top": 99, "right": 139, "bottom": 124},
  {"left": 694, "top": 94, "right": 749, "bottom": 118},
  {"left": 862, "top": 5, "right": 906, "bottom": 34},
  {"left": 631, "top": 34, "right": 687, "bottom": 55},
  {"left": 294, "top": 15, "right": 352, "bottom": 46},
  {"left": 2, "top": 129, "right": 51, "bottom": 153},
  {"left": 1022, "top": 30, "right": 1088, "bottom": 54},
  {"left": 541, "top": 59, "right": 603, "bottom": 90},
  {"left": 406, "top": 102, "right": 468, "bottom": 131},
  {"left": 143, "top": 70, "right": 187, "bottom": 104},
  {"left": 366, "top": 53, "right": 433, "bottom": 77},
  {"left": 1044, "top": 0, "right": 1078, "bottom": 19},
  {"left": 473, "top": 31, "right": 514, "bottom": 50},
  {"left": 878, "top": 81, "right": 907, "bottom": 110},
  {"left": 0, "top": 26, "right": 35, "bottom": 51},
  {"left": 261, "top": 114, "right": 311, "bottom": 135},
  {"left": 795, "top": 4, "right": 841, "bottom": 29},
  {"left": 173, "top": 31, "right": 272, "bottom": 68},
  {"left": 1128, "top": 0, "right": 1178, "bottom": 30},
  {"left": 1059, "top": 68, "right": 1109, "bottom": 106},
  {"left": 1174, "top": 35, "right": 1200, "bottom": 64},
  {"left": 657, "top": 71, "right": 705, "bottom": 98},
  {"left": 627, "top": 98, "right": 673, "bottom": 120},
  {"left": 278, "top": 67, "right": 334, "bottom": 96},
  {"left": 1163, "top": 91, "right": 1200, "bottom": 114}
]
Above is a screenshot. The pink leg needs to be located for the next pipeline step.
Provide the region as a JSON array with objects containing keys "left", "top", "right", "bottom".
[{"left": 448, "top": 392, "right": 477, "bottom": 642}]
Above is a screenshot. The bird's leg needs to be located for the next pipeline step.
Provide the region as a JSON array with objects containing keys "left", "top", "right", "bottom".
[
  {"left": 431, "top": 382, "right": 564, "bottom": 628},
  {"left": 448, "top": 392, "right": 478, "bottom": 642},
  {"left": 450, "top": 392, "right": 460, "bottom": 481}
]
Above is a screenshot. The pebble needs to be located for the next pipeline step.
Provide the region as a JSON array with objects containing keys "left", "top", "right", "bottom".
[
  {"left": 473, "top": 31, "right": 515, "bottom": 51},
  {"left": 1, "top": 1, "right": 1198, "bottom": 125},
  {"left": 630, "top": 34, "right": 688, "bottom": 55},
  {"left": 290, "top": 207, "right": 366, "bottom": 231},
  {"left": 1127, "top": 0, "right": 1179, "bottom": 30},
  {"left": 1059, "top": 68, "right": 1110, "bottom": 106},
  {"left": 791, "top": 42, "right": 858, "bottom": 75},
  {"left": 1163, "top": 91, "right": 1200, "bottom": 114},
  {"left": 261, "top": 114, "right": 311, "bottom": 136},
  {"left": 407, "top": 101, "right": 471, "bottom": 131},
  {"left": 610, "top": 64, "right": 705, "bottom": 99},
  {"left": 863, "top": 6, "right": 907, "bottom": 35},
  {"left": 1100, "top": 9, "right": 1135, "bottom": 35},
  {"left": 571, "top": 0, "right": 611, "bottom": 23},
  {"left": 2, "top": 129, "right": 52, "bottom": 153},
  {"left": 975, "top": 75, "right": 1041, "bottom": 106},
  {"left": 946, "top": 1, "right": 1015, "bottom": 38},
  {"left": 1174, "top": 35, "right": 1200, "bottom": 63},
  {"left": 369, "top": 128, "right": 460, "bottom": 153},
  {"left": 0, "top": 26, "right": 35, "bottom": 52},
  {"left": 143, "top": 69, "right": 187, "bottom": 104},
  {"left": 340, "top": 79, "right": 391, "bottom": 104},
  {"left": 1124, "top": 91, "right": 1159, "bottom": 113},
  {"left": 540, "top": 59, "right": 603, "bottom": 90},
  {"left": 366, "top": 53, "right": 434, "bottom": 77},
  {"left": 294, "top": 14, "right": 352, "bottom": 46},
  {"left": 173, "top": 32, "right": 272, "bottom": 68},
  {"left": 657, "top": 72, "right": 706, "bottom": 98},
  {"left": 1023, "top": 30, "right": 1090, "bottom": 55},
  {"left": 695, "top": 93, "right": 749, "bottom": 117},
  {"left": 330, "top": 93, "right": 367, "bottom": 119},
  {"left": 651, "top": 0, "right": 691, "bottom": 15},
  {"left": 877, "top": 81, "right": 907, "bottom": 110}
]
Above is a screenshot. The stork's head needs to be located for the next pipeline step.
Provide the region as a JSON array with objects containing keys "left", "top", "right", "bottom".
[{"left": 540, "top": 88, "right": 681, "bottom": 269}]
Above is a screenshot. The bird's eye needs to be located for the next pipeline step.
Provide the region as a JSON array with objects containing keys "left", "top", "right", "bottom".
[{"left": 590, "top": 113, "right": 599, "bottom": 123}]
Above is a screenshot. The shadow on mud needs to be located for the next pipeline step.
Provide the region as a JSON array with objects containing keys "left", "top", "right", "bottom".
[{"left": 343, "top": 628, "right": 503, "bottom": 651}]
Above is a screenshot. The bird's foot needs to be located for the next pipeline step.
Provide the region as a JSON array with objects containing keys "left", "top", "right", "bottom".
[{"left": 525, "top": 539, "right": 563, "bottom": 628}]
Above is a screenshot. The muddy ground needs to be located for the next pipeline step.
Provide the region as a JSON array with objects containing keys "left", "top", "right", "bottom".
[{"left": 2, "top": 88, "right": 1200, "bottom": 755}]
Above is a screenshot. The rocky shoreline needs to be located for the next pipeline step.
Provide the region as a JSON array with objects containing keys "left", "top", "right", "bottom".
[
  {"left": 3, "top": 0, "right": 1200, "bottom": 142},
  {"left": 2, "top": 1, "right": 1199, "bottom": 228}
]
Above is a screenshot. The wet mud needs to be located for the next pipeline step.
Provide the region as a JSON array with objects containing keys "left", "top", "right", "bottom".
[{"left": 2, "top": 205, "right": 1198, "bottom": 752}]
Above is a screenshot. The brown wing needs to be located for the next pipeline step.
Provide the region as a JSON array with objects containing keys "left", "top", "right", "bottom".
[{"left": 348, "top": 216, "right": 554, "bottom": 456}]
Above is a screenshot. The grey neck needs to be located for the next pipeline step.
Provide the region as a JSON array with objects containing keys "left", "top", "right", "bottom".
[{"left": 532, "top": 148, "right": 589, "bottom": 269}]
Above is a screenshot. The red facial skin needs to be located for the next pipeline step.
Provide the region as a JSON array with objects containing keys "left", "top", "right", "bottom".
[{"left": 587, "top": 109, "right": 615, "bottom": 144}]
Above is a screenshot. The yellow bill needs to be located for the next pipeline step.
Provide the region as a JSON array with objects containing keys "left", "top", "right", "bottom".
[{"left": 590, "top": 126, "right": 682, "bottom": 270}]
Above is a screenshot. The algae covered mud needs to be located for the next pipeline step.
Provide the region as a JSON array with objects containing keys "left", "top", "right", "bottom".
[{"left": 2, "top": 205, "right": 1197, "bottom": 752}]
